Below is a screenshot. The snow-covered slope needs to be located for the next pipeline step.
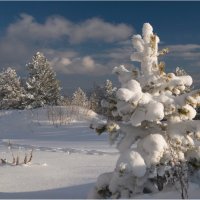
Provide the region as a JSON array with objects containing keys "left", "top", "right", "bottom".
[
  {"left": 1, "top": 106, "right": 200, "bottom": 199},
  {"left": 0, "top": 106, "right": 118, "bottom": 199},
  {"left": 0, "top": 106, "right": 99, "bottom": 137}
]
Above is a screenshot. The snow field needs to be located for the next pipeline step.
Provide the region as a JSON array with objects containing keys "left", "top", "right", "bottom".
[{"left": 0, "top": 107, "right": 118, "bottom": 199}]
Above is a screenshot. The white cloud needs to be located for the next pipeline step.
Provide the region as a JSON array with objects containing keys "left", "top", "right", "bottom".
[
  {"left": 167, "top": 44, "right": 200, "bottom": 52},
  {"left": 105, "top": 46, "right": 132, "bottom": 60},
  {"left": 49, "top": 52, "right": 109, "bottom": 75},
  {"left": 0, "top": 13, "right": 134, "bottom": 76},
  {"left": 82, "top": 56, "right": 95, "bottom": 70},
  {"left": 60, "top": 58, "right": 72, "bottom": 66},
  {"left": 5, "top": 14, "right": 133, "bottom": 44},
  {"left": 45, "top": 40, "right": 135, "bottom": 75},
  {"left": 163, "top": 44, "right": 200, "bottom": 60},
  {"left": 6, "top": 14, "right": 71, "bottom": 41},
  {"left": 70, "top": 18, "right": 133, "bottom": 43}
]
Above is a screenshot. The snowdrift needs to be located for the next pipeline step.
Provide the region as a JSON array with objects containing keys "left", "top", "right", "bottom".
[{"left": 0, "top": 106, "right": 100, "bottom": 139}]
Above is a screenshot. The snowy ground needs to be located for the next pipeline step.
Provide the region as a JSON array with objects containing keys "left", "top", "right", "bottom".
[
  {"left": 0, "top": 107, "right": 118, "bottom": 199},
  {"left": 1, "top": 107, "right": 200, "bottom": 199}
]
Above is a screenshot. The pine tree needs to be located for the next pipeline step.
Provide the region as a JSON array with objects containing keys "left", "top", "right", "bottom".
[
  {"left": 89, "top": 80, "right": 116, "bottom": 116},
  {"left": 0, "top": 67, "right": 26, "bottom": 109},
  {"left": 26, "top": 52, "right": 61, "bottom": 108},
  {"left": 101, "top": 79, "right": 117, "bottom": 119},
  {"left": 71, "top": 87, "right": 88, "bottom": 108},
  {"left": 61, "top": 96, "right": 71, "bottom": 106},
  {"left": 90, "top": 23, "right": 200, "bottom": 199},
  {"left": 89, "top": 92, "right": 99, "bottom": 112},
  {"left": 104, "top": 80, "right": 114, "bottom": 98},
  {"left": 92, "top": 83, "right": 105, "bottom": 114}
]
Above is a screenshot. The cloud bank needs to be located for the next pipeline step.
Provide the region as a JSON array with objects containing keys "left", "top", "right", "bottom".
[
  {"left": 0, "top": 14, "right": 134, "bottom": 76},
  {"left": 1, "top": 14, "right": 200, "bottom": 89}
]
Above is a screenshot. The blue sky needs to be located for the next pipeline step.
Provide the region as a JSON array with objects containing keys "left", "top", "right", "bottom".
[{"left": 0, "top": 1, "right": 200, "bottom": 94}]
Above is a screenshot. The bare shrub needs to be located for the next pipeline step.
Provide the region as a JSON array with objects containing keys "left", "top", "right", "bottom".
[
  {"left": 0, "top": 141, "right": 34, "bottom": 166},
  {"left": 46, "top": 105, "right": 93, "bottom": 127}
]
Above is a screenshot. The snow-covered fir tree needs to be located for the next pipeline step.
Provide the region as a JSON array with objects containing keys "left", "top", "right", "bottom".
[
  {"left": 26, "top": 52, "right": 62, "bottom": 108},
  {"left": 61, "top": 95, "right": 71, "bottom": 106},
  {"left": 90, "top": 23, "right": 200, "bottom": 199},
  {"left": 104, "top": 80, "right": 114, "bottom": 98},
  {"left": 89, "top": 91, "right": 99, "bottom": 112},
  {"left": 101, "top": 79, "right": 118, "bottom": 119},
  {"left": 89, "top": 80, "right": 116, "bottom": 117},
  {"left": 90, "top": 83, "right": 105, "bottom": 113},
  {"left": 0, "top": 67, "right": 26, "bottom": 109},
  {"left": 71, "top": 87, "right": 89, "bottom": 108}
]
